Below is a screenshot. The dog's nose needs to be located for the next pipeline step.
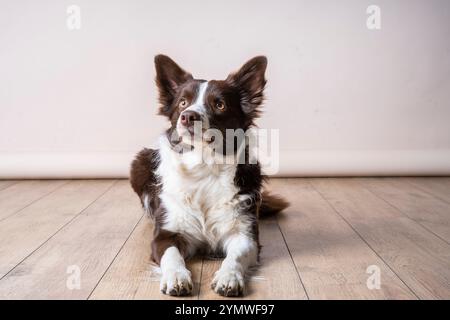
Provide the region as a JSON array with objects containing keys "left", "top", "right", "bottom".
[{"left": 180, "top": 111, "right": 200, "bottom": 127}]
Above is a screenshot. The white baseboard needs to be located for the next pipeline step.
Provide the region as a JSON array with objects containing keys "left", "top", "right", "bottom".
[
  {"left": 1, "top": 149, "right": 450, "bottom": 179},
  {"left": 277, "top": 149, "right": 450, "bottom": 176},
  {"left": 0, "top": 152, "right": 135, "bottom": 179}
]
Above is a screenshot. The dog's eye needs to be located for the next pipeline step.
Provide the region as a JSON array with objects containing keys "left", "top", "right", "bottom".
[
  {"left": 179, "top": 98, "right": 187, "bottom": 108},
  {"left": 215, "top": 101, "right": 225, "bottom": 111}
]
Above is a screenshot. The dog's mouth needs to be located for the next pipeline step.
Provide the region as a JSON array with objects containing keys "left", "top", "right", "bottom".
[
  {"left": 176, "top": 123, "right": 216, "bottom": 144},
  {"left": 187, "top": 129, "right": 216, "bottom": 144},
  {"left": 177, "top": 125, "right": 200, "bottom": 138}
]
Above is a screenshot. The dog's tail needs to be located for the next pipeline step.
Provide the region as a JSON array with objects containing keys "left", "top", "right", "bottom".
[{"left": 259, "top": 191, "right": 290, "bottom": 217}]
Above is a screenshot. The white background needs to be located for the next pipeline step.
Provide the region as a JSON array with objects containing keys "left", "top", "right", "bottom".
[{"left": 1, "top": 0, "right": 450, "bottom": 178}]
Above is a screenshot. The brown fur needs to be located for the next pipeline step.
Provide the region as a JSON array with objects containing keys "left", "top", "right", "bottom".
[
  {"left": 129, "top": 148, "right": 161, "bottom": 218},
  {"left": 259, "top": 191, "right": 290, "bottom": 216},
  {"left": 129, "top": 55, "right": 289, "bottom": 291},
  {"left": 151, "top": 228, "right": 189, "bottom": 264}
]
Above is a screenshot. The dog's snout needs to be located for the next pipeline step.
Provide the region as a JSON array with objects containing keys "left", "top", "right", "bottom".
[{"left": 180, "top": 111, "right": 201, "bottom": 127}]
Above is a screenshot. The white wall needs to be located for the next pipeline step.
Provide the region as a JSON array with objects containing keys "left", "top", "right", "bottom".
[{"left": 1, "top": 0, "right": 450, "bottom": 178}]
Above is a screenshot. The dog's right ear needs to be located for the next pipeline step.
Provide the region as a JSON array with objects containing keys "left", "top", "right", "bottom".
[{"left": 154, "top": 55, "right": 193, "bottom": 116}]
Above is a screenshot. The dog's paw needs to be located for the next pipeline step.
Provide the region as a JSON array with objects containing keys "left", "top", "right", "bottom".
[
  {"left": 211, "top": 268, "right": 244, "bottom": 297},
  {"left": 160, "top": 268, "right": 193, "bottom": 296}
]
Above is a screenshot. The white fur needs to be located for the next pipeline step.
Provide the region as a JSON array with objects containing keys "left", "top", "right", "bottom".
[
  {"left": 186, "top": 81, "right": 208, "bottom": 116},
  {"left": 212, "top": 234, "right": 258, "bottom": 295},
  {"left": 157, "top": 135, "right": 254, "bottom": 251},
  {"left": 176, "top": 81, "right": 210, "bottom": 137},
  {"left": 159, "top": 246, "right": 193, "bottom": 295},
  {"left": 156, "top": 133, "right": 258, "bottom": 295},
  {"left": 142, "top": 193, "right": 150, "bottom": 215}
]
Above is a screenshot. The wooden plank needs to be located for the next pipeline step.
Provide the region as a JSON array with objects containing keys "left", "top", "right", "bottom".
[
  {"left": 0, "top": 180, "right": 142, "bottom": 299},
  {"left": 0, "top": 180, "right": 68, "bottom": 221},
  {"left": 89, "top": 217, "right": 202, "bottom": 300},
  {"left": 310, "top": 178, "right": 450, "bottom": 299},
  {"left": 404, "top": 177, "right": 450, "bottom": 204},
  {"left": 0, "top": 180, "right": 18, "bottom": 191},
  {"left": 198, "top": 215, "right": 308, "bottom": 300},
  {"left": 0, "top": 180, "right": 115, "bottom": 277},
  {"left": 359, "top": 178, "right": 450, "bottom": 243},
  {"left": 198, "top": 259, "right": 223, "bottom": 299},
  {"left": 271, "top": 178, "right": 415, "bottom": 300}
]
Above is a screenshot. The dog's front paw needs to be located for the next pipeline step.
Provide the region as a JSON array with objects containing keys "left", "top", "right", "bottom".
[
  {"left": 160, "top": 268, "right": 193, "bottom": 296},
  {"left": 211, "top": 268, "right": 244, "bottom": 297}
]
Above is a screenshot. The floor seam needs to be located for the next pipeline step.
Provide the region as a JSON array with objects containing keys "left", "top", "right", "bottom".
[
  {"left": 197, "top": 258, "right": 204, "bottom": 300},
  {"left": 403, "top": 178, "right": 450, "bottom": 206},
  {"left": 0, "top": 179, "right": 118, "bottom": 282},
  {"left": 87, "top": 212, "right": 145, "bottom": 300},
  {"left": 308, "top": 179, "right": 421, "bottom": 300},
  {"left": 275, "top": 217, "right": 310, "bottom": 300},
  {"left": 0, "top": 180, "right": 71, "bottom": 223},
  {"left": 0, "top": 180, "right": 21, "bottom": 192},
  {"left": 359, "top": 180, "right": 450, "bottom": 246}
]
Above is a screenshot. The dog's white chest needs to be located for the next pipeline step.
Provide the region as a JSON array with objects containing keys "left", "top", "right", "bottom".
[{"left": 156, "top": 138, "right": 245, "bottom": 250}]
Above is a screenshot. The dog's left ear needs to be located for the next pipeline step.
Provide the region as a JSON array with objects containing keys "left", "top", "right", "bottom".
[{"left": 226, "top": 56, "right": 267, "bottom": 116}]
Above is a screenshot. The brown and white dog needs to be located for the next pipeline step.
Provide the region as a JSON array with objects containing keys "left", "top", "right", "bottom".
[{"left": 130, "top": 55, "right": 288, "bottom": 297}]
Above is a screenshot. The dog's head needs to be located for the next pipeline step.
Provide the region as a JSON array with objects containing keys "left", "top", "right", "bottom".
[{"left": 154, "top": 55, "right": 267, "bottom": 145}]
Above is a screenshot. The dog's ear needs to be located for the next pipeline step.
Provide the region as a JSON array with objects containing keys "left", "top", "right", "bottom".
[
  {"left": 154, "top": 55, "right": 193, "bottom": 116},
  {"left": 226, "top": 56, "right": 267, "bottom": 117}
]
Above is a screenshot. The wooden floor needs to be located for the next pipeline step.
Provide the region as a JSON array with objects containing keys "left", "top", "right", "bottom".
[{"left": 0, "top": 178, "right": 449, "bottom": 300}]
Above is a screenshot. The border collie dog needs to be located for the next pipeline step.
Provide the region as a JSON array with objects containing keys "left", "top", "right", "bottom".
[{"left": 130, "top": 55, "right": 288, "bottom": 297}]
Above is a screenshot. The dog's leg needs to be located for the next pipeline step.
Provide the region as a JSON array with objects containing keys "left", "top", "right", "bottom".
[
  {"left": 159, "top": 246, "right": 193, "bottom": 296},
  {"left": 152, "top": 230, "right": 193, "bottom": 296},
  {"left": 211, "top": 234, "right": 258, "bottom": 297}
]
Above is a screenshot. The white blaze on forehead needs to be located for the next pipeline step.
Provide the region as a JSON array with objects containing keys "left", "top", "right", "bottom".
[
  {"left": 177, "top": 81, "right": 210, "bottom": 136},
  {"left": 185, "top": 81, "right": 208, "bottom": 115}
]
